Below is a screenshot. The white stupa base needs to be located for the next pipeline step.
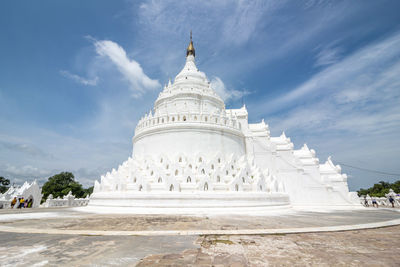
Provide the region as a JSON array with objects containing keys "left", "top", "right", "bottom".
[
  {"left": 90, "top": 42, "right": 362, "bottom": 212},
  {"left": 86, "top": 191, "right": 290, "bottom": 215}
]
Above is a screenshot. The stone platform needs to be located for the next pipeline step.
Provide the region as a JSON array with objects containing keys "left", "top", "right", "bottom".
[
  {"left": 0, "top": 207, "right": 399, "bottom": 236},
  {"left": 88, "top": 192, "right": 291, "bottom": 215},
  {"left": 0, "top": 207, "right": 399, "bottom": 266}
]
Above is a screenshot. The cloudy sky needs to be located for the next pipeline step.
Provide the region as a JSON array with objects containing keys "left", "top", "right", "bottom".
[{"left": 1, "top": 0, "right": 399, "bottom": 190}]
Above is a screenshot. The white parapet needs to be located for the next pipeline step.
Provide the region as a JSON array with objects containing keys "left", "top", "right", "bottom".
[
  {"left": 360, "top": 189, "right": 400, "bottom": 207},
  {"left": 42, "top": 191, "right": 90, "bottom": 208}
]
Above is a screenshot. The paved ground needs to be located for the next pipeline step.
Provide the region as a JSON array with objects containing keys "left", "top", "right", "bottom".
[
  {"left": 0, "top": 225, "right": 399, "bottom": 266},
  {"left": 1, "top": 207, "right": 399, "bottom": 232},
  {"left": 138, "top": 225, "right": 400, "bottom": 266},
  {"left": 0, "top": 231, "right": 197, "bottom": 266},
  {"left": 0, "top": 207, "right": 399, "bottom": 266}
]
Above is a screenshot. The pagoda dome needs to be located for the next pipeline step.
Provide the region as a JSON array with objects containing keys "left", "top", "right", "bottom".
[
  {"left": 89, "top": 34, "right": 360, "bottom": 213},
  {"left": 154, "top": 35, "right": 224, "bottom": 116}
]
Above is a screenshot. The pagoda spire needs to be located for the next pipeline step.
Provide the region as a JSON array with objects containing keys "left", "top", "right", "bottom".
[{"left": 186, "top": 30, "right": 195, "bottom": 57}]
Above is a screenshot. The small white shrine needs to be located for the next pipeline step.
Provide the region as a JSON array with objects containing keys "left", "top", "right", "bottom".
[
  {"left": 89, "top": 35, "right": 360, "bottom": 212},
  {"left": 0, "top": 180, "right": 42, "bottom": 209}
]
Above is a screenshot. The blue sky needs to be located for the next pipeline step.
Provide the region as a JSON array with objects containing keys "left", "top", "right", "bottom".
[{"left": 1, "top": 0, "right": 399, "bottom": 190}]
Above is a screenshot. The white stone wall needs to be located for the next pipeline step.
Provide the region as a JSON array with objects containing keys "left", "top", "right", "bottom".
[
  {"left": 95, "top": 153, "right": 284, "bottom": 194},
  {"left": 133, "top": 126, "right": 245, "bottom": 160},
  {"left": 360, "top": 196, "right": 400, "bottom": 207},
  {"left": 360, "top": 190, "right": 400, "bottom": 207},
  {"left": 0, "top": 180, "right": 42, "bottom": 209},
  {"left": 42, "top": 191, "right": 90, "bottom": 207},
  {"left": 243, "top": 120, "right": 357, "bottom": 206},
  {"left": 0, "top": 200, "right": 11, "bottom": 209}
]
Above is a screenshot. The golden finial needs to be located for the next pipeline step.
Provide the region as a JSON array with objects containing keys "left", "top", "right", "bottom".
[{"left": 186, "top": 30, "right": 195, "bottom": 57}]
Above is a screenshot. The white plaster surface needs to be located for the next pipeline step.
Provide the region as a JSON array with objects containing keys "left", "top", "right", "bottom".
[
  {"left": 0, "top": 212, "right": 75, "bottom": 222},
  {"left": 76, "top": 204, "right": 293, "bottom": 216},
  {"left": 42, "top": 191, "right": 89, "bottom": 208},
  {"left": 0, "top": 180, "right": 42, "bottom": 209},
  {"left": 90, "top": 40, "right": 360, "bottom": 211}
]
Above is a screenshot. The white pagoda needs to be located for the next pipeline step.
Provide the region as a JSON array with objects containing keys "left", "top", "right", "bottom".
[{"left": 89, "top": 35, "right": 359, "bottom": 213}]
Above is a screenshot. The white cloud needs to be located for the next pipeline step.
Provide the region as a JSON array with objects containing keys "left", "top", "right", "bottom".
[
  {"left": 60, "top": 70, "right": 98, "bottom": 86},
  {"left": 1, "top": 162, "right": 107, "bottom": 187},
  {"left": 0, "top": 37, "right": 161, "bottom": 187},
  {"left": 138, "top": 0, "right": 284, "bottom": 47},
  {"left": 0, "top": 141, "right": 54, "bottom": 159},
  {"left": 221, "top": 0, "right": 282, "bottom": 46},
  {"left": 93, "top": 39, "right": 161, "bottom": 97},
  {"left": 259, "top": 31, "right": 400, "bottom": 190},
  {"left": 135, "top": 0, "right": 359, "bottom": 84},
  {"left": 261, "top": 32, "right": 400, "bottom": 113},
  {"left": 2, "top": 1, "right": 398, "bottom": 192},
  {"left": 314, "top": 46, "right": 342, "bottom": 67},
  {"left": 2, "top": 163, "right": 53, "bottom": 182},
  {"left": 210, "top": 77, "right": 249, "bottom": 102}
]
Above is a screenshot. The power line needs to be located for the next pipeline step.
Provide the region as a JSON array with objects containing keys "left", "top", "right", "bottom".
[{"left": 335, "top": 162, "right": 400, "bottom": 176}]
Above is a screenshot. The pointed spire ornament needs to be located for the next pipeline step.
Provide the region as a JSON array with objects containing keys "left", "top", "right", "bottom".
[{"left": 186, "top": 30, "right": 195, "bottom": 57}]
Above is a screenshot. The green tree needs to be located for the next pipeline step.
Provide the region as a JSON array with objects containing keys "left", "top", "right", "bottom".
[
  {"left": 357, "top": 180, "right": 400, "bottom": 197},
  {"left": 83, "top": 186, "right": 94, "bottom": 198},
  {"left": 0, "top": 176, "right": 10, "bottom": 193},
  {"left": 42, "top": 172, "right": 85, "bottom": 200},
  {"left": 391, "top": 180, "right": 400, "bottom": 194}
]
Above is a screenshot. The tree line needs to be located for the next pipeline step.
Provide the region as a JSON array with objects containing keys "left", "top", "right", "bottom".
[
  {"left": 41, "top": 172, "right": 93, "bottom": 201},
  {"left": 0, "top": 176, "right": 10, "bottom": 193},
  {"left": 357, "top": 180, "right": 400, "bottom": 197},
  {"left": 0, "top": 172, "right": 93, "bottom": 201}
]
